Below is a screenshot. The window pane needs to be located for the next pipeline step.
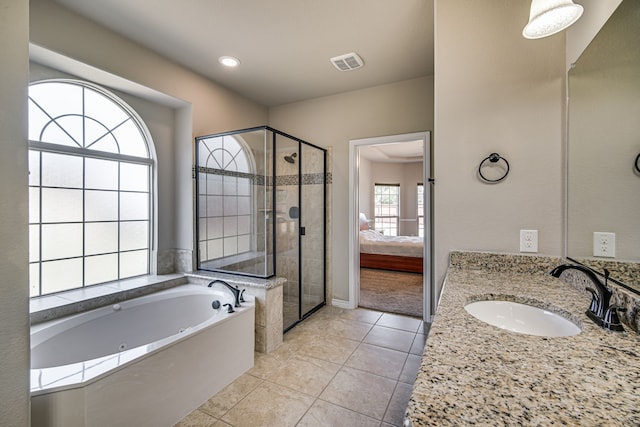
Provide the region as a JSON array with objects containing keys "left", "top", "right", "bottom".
[
  {"left": 223, "top": 237, "right": 238, "bottom": 257},
  {"left": 29, "top": 82, "right": 83, "bottom": 121},
  {"left": 198, "top": 175, "right": 207, "bottom": 196},
  {"left": 120, "top": 221, "right": 148, "bottom": 251},
  {"left": 207, "top": 239, "right": 223, "bottom": 259},
  {"left": 119, "top": 250, "right": 148, "bottom": 278},
  {"left": 85, "top": 254, "right": 118, "bottom": 285},
  {"left": 206, "top": 174, "right": 223, "bottom": 195},
  {"left": 238, "top": 215, "right": 250, "bottom": 235},
  {"left": 120, "top": 163, "right": 148, "bottom": 192},
  {"left": 223, "top": 176, "right": 237, "bottom": 195},
  {"left": 85, "top": 158, "right": 118, "bottom": 190},
  {"left": 42, "top": 224, "right": 83, "bottom": 260},
  {"left": 207, "top": 195, "right": 223, "bottom": 217},
  {"left": 84, "top": 88, "right": 129, "bottom": 129},
  {"left": 85, "top": 222, "right": 118, "bottom": 255},
  {"left": 41, "top": 188, "right": 83, "bottom": 223},
  {"left": 120, "top": 192, "right": 148, "bottom": 220},
  {"left": 235, "top": 154, "right": 249, "bottom": 173},
  {"left": 207, "top": 217, "right": 223, "bottom": 239},
  {"left": 40, "top": 123, "right": 80, "bottom": 147},
  {"left": 211, "top": 149, "right": 224, "bottom": 169},
  {"left": 29, "top": 225, "right": 40, "bottom": 262},
  {"left": 29, "top": 150, "right": 40, "bottom": 186},
  {"left": 41, "top": 258, "right": 83, "bottom": 294},
  {"left": 87, "top": 133, "right": 120, "bottom": 154},
  {"left": 29, "top": 263, "right": 40, "bottom": 297},
  {"left": 42, "top": 152, "right": 83, "bottom": 188},
  {"left": 238, "top": 196, "right": 250, "bottom": 215},
  {"left": 199, "top": 196, "right": 207, "bottom": 218},
  {"left": 238, "top": 235, "right": 250, "bottom": 253},
  {"left": 86, "top": 190, "right": 118, "bottom": 221},
  {"left": 223, "top": 195, "right": 238, "bottom": 216},
  {"left": 223, "top": 216, "right": 237, "bottom": 237},
  {"left": 55, "top": 116, "right": 83, "bottom": 147},
  {"left": 29, "top": 188, "right": 40, "bottom": 223},
  {"left": 198, "top": 218, "right": 206, "bottom": 242},
  {"left": 238, "top": 178, "right": 251, "bottom": 196},
  {"left": 29, "top": 100, "right": 52, "bottom": 143},
  {"left": 199, "top": 241, "right": 207, "bottom": 260},
  {"left": 112, "top": 120, "right": 148, "bottom": 158}
]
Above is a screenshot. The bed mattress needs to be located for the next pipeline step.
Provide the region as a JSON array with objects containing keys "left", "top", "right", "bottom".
[{"left": 359, "top": 230, "right": 423, "bottom": 257}]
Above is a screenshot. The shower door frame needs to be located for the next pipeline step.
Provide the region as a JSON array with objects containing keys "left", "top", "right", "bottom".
[
  {"left": 194, "top": 126, "right": 327, "bottom": 331},
  {"left": 275, "top": 128, "right": 327, "bottom": 332}
]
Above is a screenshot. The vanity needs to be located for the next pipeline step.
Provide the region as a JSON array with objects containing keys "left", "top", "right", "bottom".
[{"left": 405, "top": 251, "right": 640, "bottom": 426}]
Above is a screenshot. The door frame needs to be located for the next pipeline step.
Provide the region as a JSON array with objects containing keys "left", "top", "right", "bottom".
[{"left": 348, "top": 131, "right": 434, "bottom": 321}]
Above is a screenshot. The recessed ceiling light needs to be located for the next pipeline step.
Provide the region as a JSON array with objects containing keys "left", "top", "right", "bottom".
[{"left": 219, "top": 56, "right": 240, "bottom": 67}]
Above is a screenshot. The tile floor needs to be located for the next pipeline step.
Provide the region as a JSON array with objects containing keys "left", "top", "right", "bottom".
[{"left": 175, "top": 306, "right": 430, "bottom": 427}]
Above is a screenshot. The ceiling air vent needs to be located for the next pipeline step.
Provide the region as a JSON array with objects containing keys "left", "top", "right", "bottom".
[{"left": 330, "top": 52, "right": 364, "bottom": 72}]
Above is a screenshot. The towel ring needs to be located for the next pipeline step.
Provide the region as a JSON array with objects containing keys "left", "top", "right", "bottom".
[
  {"left": 478, "top": 153, "right": 509, "bottom": 183},
  {"left": 635, "top": 153, "right": 640, "bottom": 174}
]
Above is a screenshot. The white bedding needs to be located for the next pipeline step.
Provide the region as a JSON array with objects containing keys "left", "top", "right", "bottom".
[{"left": 359, "top": 229, "right": 423, "bottom": 257}]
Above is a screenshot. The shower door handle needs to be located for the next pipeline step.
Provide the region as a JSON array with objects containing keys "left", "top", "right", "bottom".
[{"left": 300, "top": 226, "right": 306, "bottom": 236}]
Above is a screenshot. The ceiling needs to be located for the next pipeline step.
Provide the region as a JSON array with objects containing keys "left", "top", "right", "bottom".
[
  {"left": 52, "top": 0, "right": 434, "bottom": 107},
  {"left": 359, "top": 140, "right": 424, "bottom": 163}
]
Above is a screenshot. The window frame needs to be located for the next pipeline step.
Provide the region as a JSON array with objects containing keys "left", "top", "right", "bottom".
[
  {"left": 417, "top": 182, "right": 425, "bottom": 237},
  {"left": 28, "top": 79, "right": 155, "bottom": 297},
  {"left": 373, "top": 183, "right": 400, "bottom": 236}
]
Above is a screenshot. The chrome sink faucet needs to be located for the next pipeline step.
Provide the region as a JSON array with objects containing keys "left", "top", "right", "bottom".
[
  {"left": 208, "top": 280, "right": 242, "bottom": 308},
  {"left": 550, "top": 264, "right": 625, "bottom": 331}
]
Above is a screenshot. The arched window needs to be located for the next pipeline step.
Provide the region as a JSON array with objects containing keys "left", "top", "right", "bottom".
[
  {"left": 28, "top": 80, "right": 154, "bottom": 297},
  {"left": 197, "top": 135, "right": 253, "bottom": 262}
]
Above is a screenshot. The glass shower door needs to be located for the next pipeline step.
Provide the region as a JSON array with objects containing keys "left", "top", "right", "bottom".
[
  {"left": 276, "top": 136, "right": 300, "bottom": 331},
  {"left": 300, "top": 144, "right": 326, "bottom": 317}
]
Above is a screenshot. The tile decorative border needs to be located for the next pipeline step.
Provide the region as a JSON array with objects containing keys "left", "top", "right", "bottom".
[{"left": 195, "top": 167, "right": 331, "bottom": 187}]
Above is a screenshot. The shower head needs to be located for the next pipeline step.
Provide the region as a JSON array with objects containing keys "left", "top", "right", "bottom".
[{"left": 284, "top": 152, "right": 297, "bottom": 164}]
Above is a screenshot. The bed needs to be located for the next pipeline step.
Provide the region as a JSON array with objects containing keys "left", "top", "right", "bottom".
[{"left": 359, "top": 229, "right": 424, "bottom": 273}]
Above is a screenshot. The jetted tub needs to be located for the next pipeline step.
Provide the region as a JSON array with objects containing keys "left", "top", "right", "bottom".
[{"left": 31, "top": 284, "right": 255, "bottom": 427}]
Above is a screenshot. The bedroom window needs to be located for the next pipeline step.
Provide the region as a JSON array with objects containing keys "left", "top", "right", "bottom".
[
  {"left": 28, "top": 80, "right": 153, "bottom": 297},
  {"left": 374, "top": 183, "right": 399, "bottom": 236},
  {"left": 417, "top": 183, "right": 424, "bottom": 237}
]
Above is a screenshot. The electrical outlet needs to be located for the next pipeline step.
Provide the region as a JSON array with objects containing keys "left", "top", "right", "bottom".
[
  {"left": 519, "top": 230, "right": 538, "bottom": 253},
  {"left": 593, "top": 232, "right": 615, "bottom": 258}
]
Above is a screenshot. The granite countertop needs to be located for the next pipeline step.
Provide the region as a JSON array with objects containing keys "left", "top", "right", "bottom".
[{"left": 406, "top": 252, "right": 640, "bottom": 426}]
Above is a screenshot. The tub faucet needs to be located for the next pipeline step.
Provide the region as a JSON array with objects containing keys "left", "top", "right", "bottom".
[
  {"left": 208, "top": 280, "right": 242, "bottom": 307},
  {"left": 550, "top": 264, "right": 624, "bottom": 331}
]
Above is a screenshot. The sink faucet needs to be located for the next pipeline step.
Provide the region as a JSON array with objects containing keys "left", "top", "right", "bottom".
[
  {"left": 208, "top": 280, "right": 242, "bottom": 307},
  {"left": 550, "top": 264, "right": 624, "bottom": 331}
]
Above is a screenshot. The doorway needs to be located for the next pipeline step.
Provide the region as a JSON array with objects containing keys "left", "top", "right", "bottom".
[{"left": 348, "top": 132, "right": 433, "bottom": 321}]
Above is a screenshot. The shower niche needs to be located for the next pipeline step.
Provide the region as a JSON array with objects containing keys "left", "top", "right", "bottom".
[{"left": 195, "top": 126, "right": 326, "bottom": 331}]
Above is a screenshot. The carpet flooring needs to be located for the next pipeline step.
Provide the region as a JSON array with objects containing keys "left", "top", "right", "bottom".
[{"left": 359, "top": 268, "right": 423, "bottom": 318}]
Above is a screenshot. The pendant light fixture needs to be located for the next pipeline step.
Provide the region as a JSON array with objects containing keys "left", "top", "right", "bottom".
[{"left": 523, "top": 0, "right": 584, "bottom": 39}]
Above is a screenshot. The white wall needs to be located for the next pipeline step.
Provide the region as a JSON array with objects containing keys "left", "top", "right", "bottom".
[
  {"left": 365, "top": 161, "right": 423, "bottom": 236},
  {"left": 270, "top": 76, "right": 435, "bottom": 301},
  {"left": 566, "top": 0, "right": 622, "bottom": 70},
  {"left": 358, "top": 156, "right": 372, "bottom": 220},
  {"left": 434, "top": 0, "right": 565, "bottom": 294},
  {"left": 0, "top": 0, "right": 31, "bottom": 424}
]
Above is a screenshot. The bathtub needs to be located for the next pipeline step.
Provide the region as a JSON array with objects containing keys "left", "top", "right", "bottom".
[{"left": 31, "top": 284, "right": 255, "bottom": 427}]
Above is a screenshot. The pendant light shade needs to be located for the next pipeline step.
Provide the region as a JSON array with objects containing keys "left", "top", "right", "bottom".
[{"left": 523, "top": 0, "right": 584, "bottom": 39}]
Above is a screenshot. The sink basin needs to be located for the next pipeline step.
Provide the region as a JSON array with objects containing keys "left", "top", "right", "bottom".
[{"left": 464, "top": 300, "right": 581, "bottom": 337}]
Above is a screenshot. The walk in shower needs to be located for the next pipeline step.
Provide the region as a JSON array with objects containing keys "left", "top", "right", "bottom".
[{"left": 195, "top": 126, "right": 326, "bottom": 331}]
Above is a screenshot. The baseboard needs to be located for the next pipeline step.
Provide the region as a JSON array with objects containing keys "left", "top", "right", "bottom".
[{"left": 331, "top": 298, "right": 355, "bottom": 309}]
